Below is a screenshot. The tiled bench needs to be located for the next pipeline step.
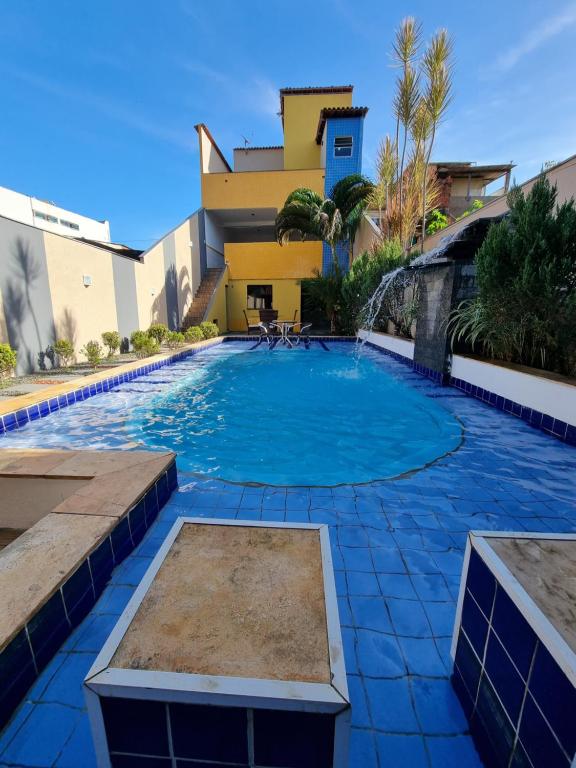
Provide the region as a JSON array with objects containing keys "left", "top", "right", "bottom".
[
  {"left": 451, "top": 532, "right": 576, "bottom": 767},
  {"left": 84, "top": 518, "right": 350, "bottom": 768}
]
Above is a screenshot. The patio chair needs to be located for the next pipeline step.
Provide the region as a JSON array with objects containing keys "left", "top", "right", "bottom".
[
  {"left": 259, "top": 308, "right": 279, "bottom": 334},
  {"left": 290, "top": 322, "right": 312, "bottom": 346},
  {"left": 243, "top": 310, "right": 264, "bottom": 335}
]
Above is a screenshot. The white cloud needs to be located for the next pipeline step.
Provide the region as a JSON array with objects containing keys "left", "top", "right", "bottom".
[
  {"left": 495, "top": 3, "right": 576, "bottom": 71},
  {"left": 179, "top": 60, "right": 280, "bottom": 119},
  {"left": 7, "top": 69, "right": 197, "bottom": 151}
]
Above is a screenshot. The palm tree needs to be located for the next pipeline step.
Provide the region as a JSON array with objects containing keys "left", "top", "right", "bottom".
[{"left": 275, "top": 174, "right": 374, "bottom": 270}]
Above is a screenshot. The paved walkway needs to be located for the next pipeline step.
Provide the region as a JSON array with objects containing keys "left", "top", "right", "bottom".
[{"left": 1, "top": 362, "right": 575, "bottom": 766}]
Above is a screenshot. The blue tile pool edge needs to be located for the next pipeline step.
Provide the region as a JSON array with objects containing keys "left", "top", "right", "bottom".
[
  {"left": 361, "top": 339, "right": 575, "bottom": 447},
  {"left": 0, "top": 338, "right": 224, "bottom": 438},
  {"left": 0, "top": 458, "right": 178, "bottom": 731}
]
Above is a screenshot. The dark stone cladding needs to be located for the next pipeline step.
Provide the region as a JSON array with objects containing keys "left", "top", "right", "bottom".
[
  {"left": 0, "top": 459, "right": 178, "bottom": 730},
  {"left": 0, "top": 339, "right": 223, "bottom": 437}
]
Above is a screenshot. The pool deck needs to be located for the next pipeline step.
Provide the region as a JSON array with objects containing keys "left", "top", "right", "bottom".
[{"left": 0, "top": 352, "right": 575, "bottom": 767}]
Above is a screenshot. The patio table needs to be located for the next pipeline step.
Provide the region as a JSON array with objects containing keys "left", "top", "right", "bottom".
[{"left": 269, "top": 320, "right": 297, "bottom": 346}]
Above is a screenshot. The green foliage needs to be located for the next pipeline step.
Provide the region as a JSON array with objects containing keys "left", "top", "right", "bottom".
[
  {"left": 130, "top": 330, "right": 148, "bottom": 350},
  {"left": 52, "top": 339, "right": 75, "bottom": 367},
  {"left": 341, "top": 239, "right": 417, "bottom": 335},
  {"left": 199, "top": 321, "right": 219, "bottom": 339},
  {"left": 275, "top": 175, "right": 374, "bottom": 267},
  {"left": 426, "top": 209, "right": 448, "bottom": 235},
  {"left": 302, "top": 266, "right": 345, "bottom": 333},
  {"left": 184, "top": 326, "right": 204, "bottom": 343},
  {"left": 449, "top": 176, "right": 576, "bottom": 376},
  {"left": 81, "top": 340, "right": 103, "bottom": 368},
  {"left": 131, "top": 330, "right": 160, "bottom": 358},
  {"left": 457, "top": 199, "right": 484, "bottom": 220},
  {"left": 101, "top": 331, "right": 121, "bottom": 357},
  {"left": 166, "top": 331, "right": 185, "bottom": 349},
  {"left": 147, "top": 323, "right": 169, "bottom": 344},
  {"left": 0, "top": 343, "right": 17, "bottom": 379}
]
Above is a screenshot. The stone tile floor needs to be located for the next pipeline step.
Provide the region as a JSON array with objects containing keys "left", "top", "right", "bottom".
[{"left": 1, "top": 362, "right": 575, "bottom": 767}]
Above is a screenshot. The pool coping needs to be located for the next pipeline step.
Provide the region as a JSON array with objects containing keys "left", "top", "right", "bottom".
[
  {"left": 0, "top": 337, "right": 225, "bottom": 431},
  {"left": 0, "top": 448, "right": 178, "bottom": 729}
]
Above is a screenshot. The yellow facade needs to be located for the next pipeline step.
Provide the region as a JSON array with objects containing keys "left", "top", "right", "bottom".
[
  {"left": 205, "top": 268, "right": 228, "bottom": 331},
  {"left": 225, "top": 241, "right": 322, "bottom": 280},
  {"left": 201, "top": 168, "right": 324, "bottom": 211},
  {"left": 226, "top": 279, "right": 303, "bottom": 332},
  {"left": 282, "top": 92, "right": 352, "bottom": 170}
]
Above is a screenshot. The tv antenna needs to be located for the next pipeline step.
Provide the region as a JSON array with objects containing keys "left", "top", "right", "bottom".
[{"left": 242, "top": 135, "right": 251, "bottom": 151}]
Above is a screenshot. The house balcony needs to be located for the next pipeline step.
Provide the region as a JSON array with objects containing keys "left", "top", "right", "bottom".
[{"left": 201, "top": 168, "right": 325, "bottom": 211}]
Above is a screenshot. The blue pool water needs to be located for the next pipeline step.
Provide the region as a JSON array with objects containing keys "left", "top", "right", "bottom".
[
  {"left": 1, "top": 339, "right": 576, "bottom": 767},
  {"left": 1, "top": 342, "right": 462, "bottom": 485}
]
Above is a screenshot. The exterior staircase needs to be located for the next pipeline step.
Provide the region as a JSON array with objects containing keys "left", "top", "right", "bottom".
[{"left": 182, "top": 267, "right": 224, "bottom": 329}]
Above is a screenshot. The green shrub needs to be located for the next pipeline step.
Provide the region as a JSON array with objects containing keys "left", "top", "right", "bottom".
[
  {"left": 426, "top": 209, "right": 448, "bottom": 235},
  {"left": 101, "top": 331, "right": 121, "bottom": 357},
  {"left": 131, "top": 331, "right": 160, "bottom": 358},
  {"left": 147, "top": 323, "right": 169, "bottom": 344},
  {"left": 166, "top": 331, "right": 185, "bottom": 349},
  {"left": 130, "top": 330, "right": 148, "bottom": 350},
  {"left": 81, "top": 340, "right": 103, "bottom": 368},
  {"left": 199, "top": 321, "right": 219, "bottom": 339},
  {"left": 0, "top": 343, "right": 17, "bottom": 379},
  {"left": 341, "top": 238, "right": 408, "bottom": 333},
  {"left": 449, "top": 176, "right": 576, "bottom": 375},
  {"left": 184, "top": 326, "right": 204, "bottom": 343},
  {"left": 457, "top": 199, "right": 484, "bottom": 221},
  {"left": 52, "top": 339, "right": 75, "bottom": 368}
]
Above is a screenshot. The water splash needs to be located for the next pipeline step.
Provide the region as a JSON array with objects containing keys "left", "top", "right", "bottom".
[{"left": 356, "top": 230, "right": 460, "bottom": 351}]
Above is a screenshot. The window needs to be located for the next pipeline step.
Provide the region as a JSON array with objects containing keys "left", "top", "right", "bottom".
[
  {"left": 33, "top": 210, "right": 58, "bottom": 224},
  {"left": 334, "top": 136, "right": 353, "bottom": 158},
  {"left": 247, "top": 284, "right": 272, "bottom": 309},
  {"left": 59, "top": 219, "right": 80, "bottom": 231}
]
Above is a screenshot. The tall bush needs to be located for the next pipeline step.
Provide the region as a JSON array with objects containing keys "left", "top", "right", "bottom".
[
  {"left": 102, "top": 331, "right": 121, "bottom": 357},
  {"left": 199, "top": 321, "right": 219, "bottom": 339},
  {"left": 81, "top": 340, "right": 103, "bottom": 369},
  {"left": 147, "top": 323, "right": 168, "bottom": 344},
  {"left": 53, "top": 339, "right": 75, "bottom": 368},
  {"left": 449, "top": 176, "right": 576, "bottom": 376}
]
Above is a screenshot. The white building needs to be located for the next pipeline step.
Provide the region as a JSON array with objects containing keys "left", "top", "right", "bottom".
[{"left": 0, "top": 185, "right": 110, "bottom": 242}]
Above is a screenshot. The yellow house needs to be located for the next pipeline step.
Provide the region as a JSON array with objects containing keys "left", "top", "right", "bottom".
[{"left": 193, "top": 85, "right": 369, "bottom": 332}]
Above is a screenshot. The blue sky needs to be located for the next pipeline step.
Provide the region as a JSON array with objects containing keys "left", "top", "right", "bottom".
[{"left": 1, "top": 0, "right": 575, "bottom": 247}]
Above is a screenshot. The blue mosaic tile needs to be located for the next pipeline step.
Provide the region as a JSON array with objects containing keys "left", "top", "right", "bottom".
[
  {"left": 491, "top": 587, "right": 536, "bottom": 680},
  {"left": 376, "top": 734, "right": 428, "bottom": 767},
  {"left": 398, "top": 636, "right": 447, "bottom": 677},
  {"left": 348, "top": 729, "right": 379, "bottom": 768},
  {"left": 365, "top": 678, "right": 419, "bottom": 732},
  {"left": 484, "top": 632, "right": 525, "bottom": 723},
  {"left": 350, "top": 596, "right": 392, "bottom": 633},
  {"left": 518, "top": 694, "right": 569, "bottom": 768},
  {"left": 387, "top": 598, "right": 432, "bottom": 638},
  {"left": 412, "top": 678, "right": 469, "bottom": 735},
  {"left": 356, "top": 629, "right": 405, "bottom": 677},
  {"left": 0, "top": 702, "right": 81, "bottom": 767},
  {"left": 528, "top": 642, "right": 576, "bottom": 758},
  {"left": 426, "top": 735, "right": 481, "bottom": 768}
]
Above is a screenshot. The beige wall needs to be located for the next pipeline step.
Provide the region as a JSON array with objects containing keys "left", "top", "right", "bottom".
[
  {"left": 233, "top": 148, "right": 284, "bottom": 172},
  {"left": 43, "top": 232, "right": 119, "bottom": 352},
  {"left": 0, "top": 210, "right": 213, "bottom": 371},
  {"left": 424, "top": 154, "right": 576, "bottom": 252}
]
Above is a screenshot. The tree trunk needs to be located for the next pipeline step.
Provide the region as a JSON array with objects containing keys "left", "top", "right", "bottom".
[{"left": 420, "top": 124, "right": 436, "bottom": 254}]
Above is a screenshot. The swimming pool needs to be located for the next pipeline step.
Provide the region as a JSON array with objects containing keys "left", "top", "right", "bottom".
[{"left": 0, "top": 341, "right": 462, "bottom": 485}]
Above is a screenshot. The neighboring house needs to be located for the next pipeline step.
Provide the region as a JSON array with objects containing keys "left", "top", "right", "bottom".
[
  {"left": 430, "top": 161, "right": 514, "bottom": 221},
  {"left": 194, "top": 85, "right": 368, "bottom": 331},
  {"left": 423, "top": 153, "right": 576, "bottom": 253},
  {"left": 0, "top": 185, "right": 111, "bottom": 242}
]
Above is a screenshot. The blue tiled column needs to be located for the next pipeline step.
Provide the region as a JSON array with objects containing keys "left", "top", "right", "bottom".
[{"left": 322, "top": 115, "right": 365, "bottom": 275}]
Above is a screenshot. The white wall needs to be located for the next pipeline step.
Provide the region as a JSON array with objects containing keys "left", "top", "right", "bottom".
[
  {"left": 0, "top": 185, "right": 110, "bottom": 241},
  {"left": 358, "top": 329, "right": 415, "bottom": 360},
  {"left": 203, "top": 210, "right": 225, "bottom": 267},
  {"left": 233, "top": 148, "right": 283, "bottom": 172},
  {"left": 451, "top": 355, "right": 576, "bottom": 427}
]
